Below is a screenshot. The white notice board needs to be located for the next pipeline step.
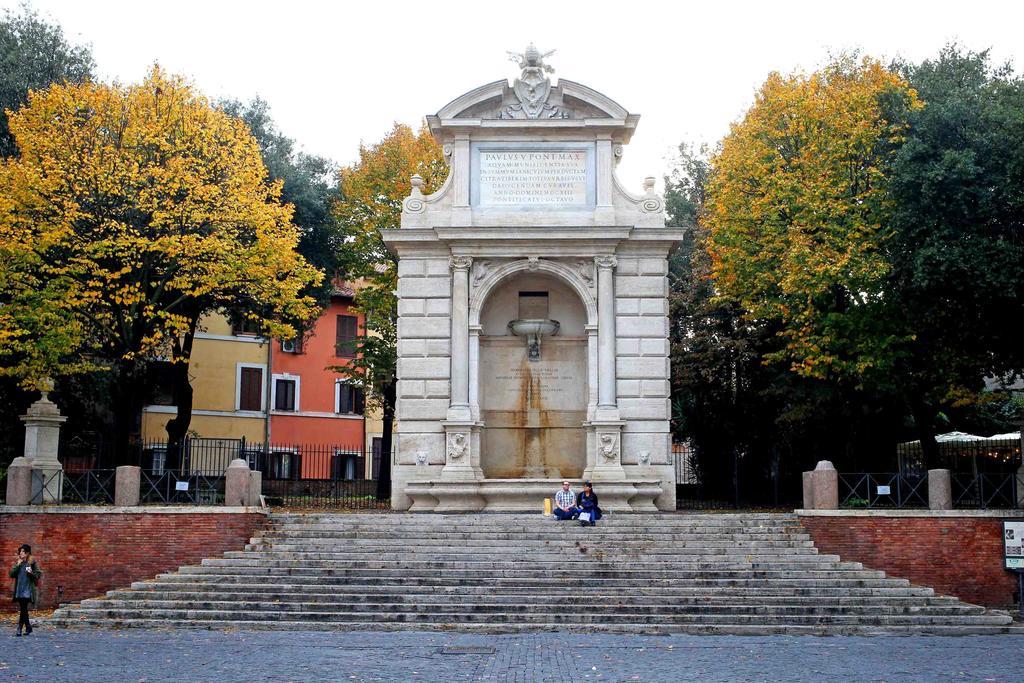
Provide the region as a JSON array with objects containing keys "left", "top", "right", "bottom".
[{"left": 1004, "top": 521, "right": 1024, "bottom": 570}]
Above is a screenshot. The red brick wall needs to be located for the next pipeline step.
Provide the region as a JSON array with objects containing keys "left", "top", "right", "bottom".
[
  {"left": 801, "top": 515, "right": 1018, "bottom": 608},
  {"left": 0, "top": 511, "right": 266, "bottom": 609}
]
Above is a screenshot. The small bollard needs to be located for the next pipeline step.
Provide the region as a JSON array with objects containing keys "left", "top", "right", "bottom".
[
  {"left": 811, "top": 461, "right": 839, "bottom": 510},
  {"left": 225, "top": 458, "right": 253, "bottom": 507},
  {"left": 928, "top": 469, "right": 953, "bottom": 510},
  {"left": 5, "top": 457, "right": 33, "bottom": 506},
  {"left": 115, "top": 466, "right": 141, "bottom": 507}
]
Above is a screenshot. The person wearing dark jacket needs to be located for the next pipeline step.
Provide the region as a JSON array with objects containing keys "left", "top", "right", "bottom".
[
  {"left": 577, "top": 482, "right": 602, "bottom": 527},
  {"left": 9, "top": 544, "right": 41, "bottom": 636}
]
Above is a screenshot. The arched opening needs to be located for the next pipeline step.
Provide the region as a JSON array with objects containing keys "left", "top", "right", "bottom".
[{"left": 477, "top": 271, "right": 588, "bottom": 478}]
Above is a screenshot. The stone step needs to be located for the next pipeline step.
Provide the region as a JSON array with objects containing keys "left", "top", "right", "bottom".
[
  {"left": 46, "top": 616, "right": 1024, "bottom": 636},
  {"left": 180, "top": 564, "right": 882, "bottom": 581},
  {"left": 198, "top": 557, "right": 849, "bottom": 571},
  {"left": 224, "top": 550, "right": 828, "bottom": 563},
  {"left": 263, "top": 516, "right": 803, "bottom": 526},
  {"left": 149, "top": 571, "right": 907, "bottom": 588},
  {"left": 52, "top": 606, "right": 1012, "bottom": 627},
  {"left": 122, "top": 582, "right": 938, "bottom": 598},
  {"left": 49, "top": 512, "right": 1011, "bottom": 636},
  {"left": 103, "top": 588, "right": 953, "bottom": 605},
  {"left": 70, "top": 598, "right": 986, "bottom": 618}
]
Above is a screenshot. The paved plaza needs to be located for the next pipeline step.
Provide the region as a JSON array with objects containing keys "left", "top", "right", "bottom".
[{"left": 0, "top": 628, "right": 1020, "bottom": 682}]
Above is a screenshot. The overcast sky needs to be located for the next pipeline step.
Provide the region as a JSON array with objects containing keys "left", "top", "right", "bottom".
[{"left": 5, "top": 1, "right": 1024, "bottom": 190}]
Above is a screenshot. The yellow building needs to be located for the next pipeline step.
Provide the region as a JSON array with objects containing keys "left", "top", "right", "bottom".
[{"left": 142, "top": 312, "right": 270, "bottom": 443}]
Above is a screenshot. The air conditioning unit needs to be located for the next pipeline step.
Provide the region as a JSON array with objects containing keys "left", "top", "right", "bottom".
[{"left": 281, "top": 339, "right": 298, "bottom": 353}]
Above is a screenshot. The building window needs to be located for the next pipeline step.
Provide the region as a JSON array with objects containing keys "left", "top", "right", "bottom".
[
  {"left": 335, "top": 314, "right": 358, "bottom": 357},
  {"left": 274, "top": 377, "right": 298, "bottom": 412},
  {"left": 336, "top": 382, "right": 365, "bottom": 415},
  {"left": 372, "top": 437, "right": 383, "bottom": 480},
  {"left": 238, "top": 366, "right": 264, "bottom": 411},
  {"left": 232, "top": 317, "right": 261, "bottom": 336}
]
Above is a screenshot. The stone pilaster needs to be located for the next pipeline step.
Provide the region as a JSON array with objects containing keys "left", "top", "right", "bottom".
[
  {"left": 447, "top": 255, "right": 472, "bottom": 422},
  {"left": 594, "top": 255, "right": 619, "bottom": 421}
]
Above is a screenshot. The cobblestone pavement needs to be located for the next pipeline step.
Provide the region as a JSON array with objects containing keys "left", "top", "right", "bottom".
[{"left": 0, "top": 628, "right": 1021, "bottom": 682}]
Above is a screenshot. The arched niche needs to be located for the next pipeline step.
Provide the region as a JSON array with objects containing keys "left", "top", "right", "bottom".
[{"left": 475, "top": 268, "right": 589, "bottom": 479}]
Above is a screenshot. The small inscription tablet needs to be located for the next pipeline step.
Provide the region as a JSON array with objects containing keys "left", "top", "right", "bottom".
[{"left": 478, "top": 150, "right": 588, "bottom": 206}]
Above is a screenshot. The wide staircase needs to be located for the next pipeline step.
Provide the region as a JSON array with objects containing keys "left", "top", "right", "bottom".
[{"left": 51, "top": 513, "right": 1017, "bottom": 634}]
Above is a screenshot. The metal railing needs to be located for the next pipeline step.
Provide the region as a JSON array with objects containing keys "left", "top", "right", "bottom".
[
  {"left": 63, "top": 470, "right": 116, "bottom": 505},
  {"left": 952, "top": 472, "right": 1019, "bottom": 510},
  {"left": 140, "top": 470, "right": 224, "bottom": 505},
  {"left": 261, "top": 479, "right": 387, "bottom": 510},
  {"left": 839, "top": 472, "right": 929, "bottom": 509}
]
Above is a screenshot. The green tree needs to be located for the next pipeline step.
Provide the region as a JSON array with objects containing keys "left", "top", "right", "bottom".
[
  {"left": 887, "top": 46, "right": 1024, "bottom": 463},
  {"left": 0, "top": 3, "right": 94, "bottom": 158},
  {"left": 333, "top": 123, "right": 446, "bottom": 499}
]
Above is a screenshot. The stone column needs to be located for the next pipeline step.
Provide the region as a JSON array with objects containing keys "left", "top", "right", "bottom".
[
  {"left": 594, "top": 255, "right": 618, "bottom": 417},
  {"left": 928, "top": 468, "right": 952, "bottom": 510},
  {"left": 21, "top": 381, "right": 67, "bottom": 503},
  {"left": 447, "top": 255, "right": 472, "bottom": 422}
]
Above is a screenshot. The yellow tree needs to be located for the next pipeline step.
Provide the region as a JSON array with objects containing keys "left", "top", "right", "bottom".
[
  {"left": 705, "top": 55, "right": 920, "bottom": 383},
  {"left": 0, "top": 66, "right": 322, "bottom": 460},
  {"left": 334, "top": 122, "right": 445, "bottom": 497}
]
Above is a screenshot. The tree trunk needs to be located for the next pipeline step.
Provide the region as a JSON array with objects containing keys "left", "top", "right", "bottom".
[
  {"left": 164, "top": 317, "right": 199, "bottom": 472},
  {"left": 375, "top": 379, "right": 396, "bottom": 501},
  {"left": 111, "top": 359, "right": 146, "bottom": 467}
]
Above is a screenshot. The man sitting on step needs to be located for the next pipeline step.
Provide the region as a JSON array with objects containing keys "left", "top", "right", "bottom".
[{"left": 553, "top": 481, "right": 579, "bottom": 520}]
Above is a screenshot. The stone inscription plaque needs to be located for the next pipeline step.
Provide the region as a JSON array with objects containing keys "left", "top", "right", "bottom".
[{"left": 478, "top": 150, "right": 588, "bottom": 206}]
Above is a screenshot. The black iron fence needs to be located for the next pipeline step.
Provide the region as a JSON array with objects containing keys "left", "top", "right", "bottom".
[
  {"left": 839, "top": 471, "right": 1020, "bottom": 510},
  {"left": 45, "top": 435, "right": 389, "bottom": 509},
  {"left": 897, "top": 437, "right": 1022, "bottom": 475},
  {"left": 262, "top": 479, "right": 387, "bottom": 510},
  {"left": 952, "top": 472, "right": 1019, "bottom": 510},
  {"left": 839, "top": 472, "right": 929, "bottom": 509}
]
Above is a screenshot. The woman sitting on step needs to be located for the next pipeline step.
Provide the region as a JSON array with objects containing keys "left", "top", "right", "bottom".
[{"left": 577, "top": 482, "right": 602, "bottom": 527}]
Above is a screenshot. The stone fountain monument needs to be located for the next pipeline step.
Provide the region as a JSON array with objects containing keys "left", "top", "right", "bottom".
[{"left": 382, "top": 45, "right": 684, "bottom": 511}]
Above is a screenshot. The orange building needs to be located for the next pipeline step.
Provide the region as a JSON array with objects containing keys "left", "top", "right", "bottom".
[{"left": 268, "top": 288, "right": 367, "bottom": 478}]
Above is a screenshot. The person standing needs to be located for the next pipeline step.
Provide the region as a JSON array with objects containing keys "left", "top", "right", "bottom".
[
  {"left": 553, "top": 481, "right": 578, "bottom": 520},
  {"left": 9, "top": 544, "right": 41, "bottom": 636}
]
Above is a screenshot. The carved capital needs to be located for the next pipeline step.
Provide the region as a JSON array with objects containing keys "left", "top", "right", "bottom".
[
  {"left": 594, "top": 255, "right": 618, "bottom": 271},
  {"left": 449, "top": 256, "right": 473, "bottom": 272}
]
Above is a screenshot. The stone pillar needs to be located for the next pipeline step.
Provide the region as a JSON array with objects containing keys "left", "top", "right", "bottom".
[
  {"left": 594, "top": 255, "right": 618, "bottom": 418},
  {"left": 802, "top": 471, "right": 815, "bottom": 509},
  {"left": 810, "top": 460, "right": 838, "bottom": 510},
  {"left": 5, "top": 457, "right": 32, "bottom": 506},
  {"left": 928, "top": 468, "right": 953, "bottom": 510},
  {"left": 225, "top": 458, "right": 253, "bottom": 507},
  {"left": 447, "top": 255, "right": 472, "bottom": 422},
  {"left": 115, "top": 466, "right": 141, "bottom": 507},
  {"left": 21, "top": 381, "right": 67, "bottom": 503},
  {"left": 248, "top": 470, "right": 263, "bottom": 507}
]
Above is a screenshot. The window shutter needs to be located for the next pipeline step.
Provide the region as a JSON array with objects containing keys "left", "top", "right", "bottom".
[
  {"left": 335, "top": 315, "right": 358, "bottom": 357},
  {"left": 239, "top": 367, "right": 263, "bottom": 411}
]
